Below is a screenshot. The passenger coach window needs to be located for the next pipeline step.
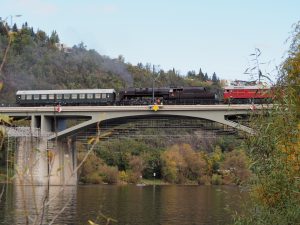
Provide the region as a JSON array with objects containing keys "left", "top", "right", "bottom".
[
  {"left": 56, "top": 94, "right": 62, "bottom": 100},
  {"left": 34, "top": 94, "right": 39, "bottom": 100},
  {"left": 26, "top": 94, "right": 32, "bottom": 100},
  {"left": 21, "top": 95, "right": 26, "bottom": 100},
  {"left": 95, "top": 93, "right": 101, "bottom": 99},
  {"left": 71, "top": 94, "right": 77, "bottom": 99},
  {"left": 64, "top": 94, "right": 70, "bottom": 99},
  {"left": 87, "top": 93, "right": 93, "bottom": 99},
  {"left": 101, "top": 93, "right": 106, "bottom": 99},
  {"left": 79, "top": 94, "right": 85, "bottom": 99},
  {"left": 49, "top": 94, "right": 54, "bottom": 100},
  {"left": 41, "top": 94, "right": 47, "bottom": 100}
]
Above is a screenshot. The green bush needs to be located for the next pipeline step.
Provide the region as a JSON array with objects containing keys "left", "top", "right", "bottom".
[
  {"left": 211, "top": 174, "right": 222, "bottom": 185},
  {"left": 220, "top": 149, "right": 251, "bottom": 185},
  {"left": 127, "top": 170, "right": 141, "bottom": 184},
  {"left": 85, "top": 172, "right": 102, "bottom": 184},
  {"left": 99, "top": 165, "right": 119, "bottom": 184},
  {"left": 198, "top": 175, "right": 211, "bottom": 185},
  {"left": 78, "top": 152, "right": 103, "bottom": 183},
  {"left": 118, "top": 170, "right": 129, "bottom": 183}
]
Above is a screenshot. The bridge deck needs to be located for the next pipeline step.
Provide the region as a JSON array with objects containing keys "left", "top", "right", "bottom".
[{"left": 0, "top": 104, "right": 264, "bottom": 114}]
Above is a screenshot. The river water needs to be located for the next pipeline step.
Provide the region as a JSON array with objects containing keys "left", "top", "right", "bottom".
[{"left": 0, "top": 184, "right": 247, "bottom": 225}]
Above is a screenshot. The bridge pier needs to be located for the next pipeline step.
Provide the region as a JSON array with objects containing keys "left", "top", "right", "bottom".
[
  {"left": 15, "top": 136, "right": 48, "bottom": 185},
  {"left": 49, "top": 137, "right": 77, "bottom": 186},
  {"left": 14, "top": 134, "right": 77, "bottom": 186}
]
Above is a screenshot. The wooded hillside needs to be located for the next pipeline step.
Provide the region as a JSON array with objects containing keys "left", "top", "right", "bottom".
[{"left": 0, "top": 21, "right": 220, "bottom": 104}]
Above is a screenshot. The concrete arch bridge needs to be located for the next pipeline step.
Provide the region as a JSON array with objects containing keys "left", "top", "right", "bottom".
[{"left": 1, "top": 104, "right": 261, "bottom": 185}]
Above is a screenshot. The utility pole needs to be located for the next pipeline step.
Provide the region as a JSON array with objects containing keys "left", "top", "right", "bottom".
[
  {"left": 152, "top": 65, "right": 155, "bottom": 104},
  {"left": 152, "top": 65, "right": 160, "bottom": 104}
]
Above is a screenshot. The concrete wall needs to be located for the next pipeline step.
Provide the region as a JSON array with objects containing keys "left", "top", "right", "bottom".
[
  {"left": 15, "top": 137, "right": 48, "bottom": 185},
  {"left": 49, "top": 137, "right": 77, "bottom": 186},
  {"left": 15, "top": 136, "right": 77, "bottom": 186}
]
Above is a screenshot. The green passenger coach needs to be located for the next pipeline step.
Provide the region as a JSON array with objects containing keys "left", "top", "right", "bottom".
[{"left": 16, "top": 89, "right": 116, "bottom": 106}]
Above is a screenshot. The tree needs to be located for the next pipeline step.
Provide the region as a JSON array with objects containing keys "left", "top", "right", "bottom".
[
  {"left": 212, "top": 72, "right": 218, "bottom": 84},
  {"left": 198, "top": 68, "right": 205, "bottom": 81},
  {"left": 204, "top": 73, "right": 209, "bottom": 81},
  {"left": 187, "top": 70, "right": 196, "bottom": 78},
  {"left": 220, "top": 149, "right": 251, "bottom": 184},
  {"left": 49, "top": 30, "right": 59, "bottom": 45},
  {"left": 0, "top": 22, "right": 8, "bottom": 36},
  {"left": 161, "top": 144, "right": 207, "bottom": 183},
  {"left": 117, "top": 55, "right": 125, "bottom": 63},
  {"left": 235, "top": 21, "right": 300, "bottom": 225},
  {"left": 12, "top": 23, "right": 18, "bottom": 32},
  {"left": 35, "top": 29, "right": 47, "bottom": 44}
]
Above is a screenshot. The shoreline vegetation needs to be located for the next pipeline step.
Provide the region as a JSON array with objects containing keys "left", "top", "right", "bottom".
[
  {"left": 79, "top": 179, "right": 243, "bottom": 186},
  {"left": 78, "top": 139, "right": 251, "bottom": 186}
]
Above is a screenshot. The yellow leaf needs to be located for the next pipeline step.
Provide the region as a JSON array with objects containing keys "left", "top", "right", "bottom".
[{"left": 87, "top": 137, "right": 96, "bottom": 145}]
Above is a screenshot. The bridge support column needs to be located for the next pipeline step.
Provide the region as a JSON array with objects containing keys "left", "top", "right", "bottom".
[
  {"left": 49, "top": 137, "right": 77, "bottom": 186},
  {"left": 31, "top": 115, "right": 53, "bottom": 134},
  {"left": 15, "top": 137, "right": 48, "bottom": 185},
  {"left": 41, "top": 115, "right": 52, "bottom": 133},
  {"left": 31, "top": 115, "right": 39, "bottom": 130}
]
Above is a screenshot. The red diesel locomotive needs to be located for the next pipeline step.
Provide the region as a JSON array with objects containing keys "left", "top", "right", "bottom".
[{"left": 223, "top": 84, "right": 272, "bottom": 104}]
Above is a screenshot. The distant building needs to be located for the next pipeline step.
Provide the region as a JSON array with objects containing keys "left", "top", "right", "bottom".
[
  {"left": 55, "top": 43, "right": 72, "bottom": 53},
  {"left": 220, "top": 79, "right": 231, "bottom": 87}
]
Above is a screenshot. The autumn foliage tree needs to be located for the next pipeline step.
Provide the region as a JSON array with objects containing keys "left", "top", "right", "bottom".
[
  {"left": 161, "top": 144, "right": 207, "bottom": 183},
  {"left": 235, "top": 22, "right": 300, "bottom": 225}
]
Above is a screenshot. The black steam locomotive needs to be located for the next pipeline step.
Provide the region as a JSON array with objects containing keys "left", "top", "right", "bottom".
[{"left": 16, "top": 87, "right": 218, "bottom": 106}]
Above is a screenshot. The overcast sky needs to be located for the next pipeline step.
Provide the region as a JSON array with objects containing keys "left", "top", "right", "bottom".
[{"left": 1, "top": 0, "right": 299, "bottom": 81}]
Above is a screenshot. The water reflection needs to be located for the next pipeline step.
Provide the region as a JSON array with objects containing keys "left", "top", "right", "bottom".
[
  {"left": 0, "top": 184, "right": 247, "bottom": 225},
  {"left": 76, "top": 185, "right": 246, "bottom": 225},
  {"left": 0, "top": 184, "right": 77, "bottom": 225}
]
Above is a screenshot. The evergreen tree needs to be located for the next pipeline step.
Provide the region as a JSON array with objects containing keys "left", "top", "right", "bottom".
[
  {"left": 22, "top": 22, "right": 28, "bottom": 29},
  {"left": 137, "top": 62, "right": 143, "bottom": 69},
  {"left": 212, "top": 72, "right": 218, "bottom": 84},
  {"left": 198, "top": 68, "right": 205, "bottom": 81},
  {"left": 187, "top": 70, "right": 196, "bottom": 78},
  {"left": 0, "top": 22, "right": 8, "bottom": 35},
  {"left": 204, "top": 73, "right": 209, "bottom": 81},
  {"left": 12, "top": 23, "right": 18, "bottom": 32},
  {"left": 49, "top": 30, "right": 59, "bottom": 45},
  {"left": 117, "top": 55, "right": 125, "bottom": 63}
]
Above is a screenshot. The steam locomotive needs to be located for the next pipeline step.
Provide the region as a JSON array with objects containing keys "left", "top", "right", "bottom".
[{"left": 15, "top": 85, "right": 272, "bottom": 106}]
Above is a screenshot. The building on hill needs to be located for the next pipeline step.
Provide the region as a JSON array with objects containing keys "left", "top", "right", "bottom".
[{"left": 55, "top": 43, "right": 72, "bottom": 53}]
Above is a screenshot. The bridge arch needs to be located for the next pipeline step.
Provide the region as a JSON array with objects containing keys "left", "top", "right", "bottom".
[{"left": 49, "top": 110, "right": 253, "bottom": 140}]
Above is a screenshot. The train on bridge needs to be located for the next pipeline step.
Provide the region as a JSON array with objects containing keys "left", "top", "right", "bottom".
[{"left": 16, "top": 84, "right": 272, "bottom": 106}]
